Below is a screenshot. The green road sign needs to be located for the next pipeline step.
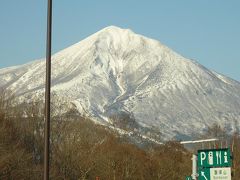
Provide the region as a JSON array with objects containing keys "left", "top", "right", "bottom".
[
  {"left": 185, "top": 176, "right": 192, "bottom": 180},
  {"left": 198, "top": 148, "right": 231, "bottom": 168},
  {"left": 198, "top": 168, "right": 210, "bottom": 180}
]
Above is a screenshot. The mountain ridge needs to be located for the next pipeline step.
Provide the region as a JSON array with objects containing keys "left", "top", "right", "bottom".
[{"left": 1, "top": 26, "right": 240, "bottom": 140}]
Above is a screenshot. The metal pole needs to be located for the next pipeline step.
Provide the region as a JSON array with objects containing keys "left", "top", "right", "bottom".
[
  {"left": 44, "top": 0, "right": 52, "bottom": 179},
  {"left": 191, "top": 154, "right": 198, "bottom": 180}
]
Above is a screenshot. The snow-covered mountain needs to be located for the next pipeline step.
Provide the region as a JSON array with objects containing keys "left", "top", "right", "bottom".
[{"left": 1, "top": 26, "right": 240, "bottom": 140}]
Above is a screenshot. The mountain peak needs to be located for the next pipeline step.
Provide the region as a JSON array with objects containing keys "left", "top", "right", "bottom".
[
  {"left": 94, "top": 25, "right": 136, "bottom": 45},
  {"left": 99, "top": 25, "right": 133, "bottom": 34},
  {"left": 101, "top": 25, "right": 126, "bottom": 31},
  {"left": 75, "top": 25, "right": 146, "bottom": 55}
]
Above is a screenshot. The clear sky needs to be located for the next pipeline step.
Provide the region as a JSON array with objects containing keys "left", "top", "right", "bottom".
[{"left": 0, "top": 0, "right": 239, "bottom": 81}]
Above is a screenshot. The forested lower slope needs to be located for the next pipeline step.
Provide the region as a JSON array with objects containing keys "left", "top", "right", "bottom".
[{"left": 0, "top": 90, "right": 239, "bottom": 179}]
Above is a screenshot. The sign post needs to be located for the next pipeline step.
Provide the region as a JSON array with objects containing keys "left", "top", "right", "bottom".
[{"left": 192, "top": 154, "right": 197, "bottom": 179}]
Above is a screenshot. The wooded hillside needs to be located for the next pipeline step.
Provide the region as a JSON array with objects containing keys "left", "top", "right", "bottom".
[{"left": 0, "top": 90, "right": 239, "bottom": 179}]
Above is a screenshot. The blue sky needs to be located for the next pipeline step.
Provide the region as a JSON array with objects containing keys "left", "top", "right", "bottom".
[{"left": 0, "top": 0, "right": 239, "bottom": 81}]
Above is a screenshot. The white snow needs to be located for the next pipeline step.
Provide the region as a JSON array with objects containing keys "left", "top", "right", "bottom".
[{"left": 1, "top": 26, "right": 240, "bottom": 141}]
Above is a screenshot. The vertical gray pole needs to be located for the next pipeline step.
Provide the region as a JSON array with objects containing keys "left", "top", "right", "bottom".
[
  {"left": 44, "top": 0, "right": 52, "bottom": 179},
  {"left": 192, "top": 154, "right": 198, "bottom": 180}
]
